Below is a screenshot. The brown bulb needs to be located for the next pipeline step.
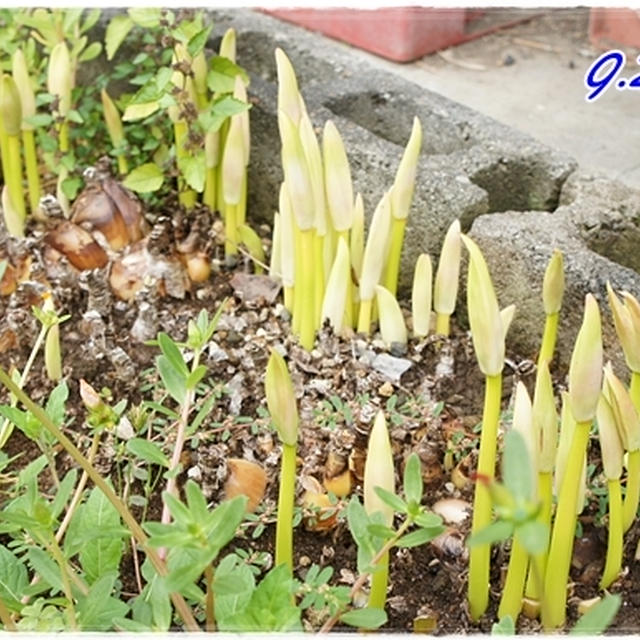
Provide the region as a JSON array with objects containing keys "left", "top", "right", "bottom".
[
  {"left": 45, "top": 221, "right": 108, "bottom": 271},
  {"left": 185, "top": 252, "right": 211, "bottom": 283},
  {"left": 0, "top": 261, "right": 16, "bottom": 296},
  {"left": 301, "top": 476, "right": 339, "bottom": 531},
  {"left": 224, "top": 458, "right": 267, "bottom": 512},
  {"left": 109, "top": 245, "right": 147, "bottom": 301},
  {"left": 323, "top": 469, "right": 352, "bottom": 498},
  {"left": 101, "top": 177, "right": 148, "bottom": 243},
  {"left": 71, "top": 185, "right": 129, "bottom": 250}
]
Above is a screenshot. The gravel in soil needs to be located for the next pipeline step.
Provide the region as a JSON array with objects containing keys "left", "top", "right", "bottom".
[{"left": 0, "top": 200, "right": 638, "bottom": 633}]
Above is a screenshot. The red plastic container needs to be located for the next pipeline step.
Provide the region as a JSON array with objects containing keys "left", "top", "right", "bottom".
[
  {"left": 265, "top": 7, "right": 468, "bottom": 62},
  {"left": 589, "top": 8, "right": 640, "bottom": 49}
]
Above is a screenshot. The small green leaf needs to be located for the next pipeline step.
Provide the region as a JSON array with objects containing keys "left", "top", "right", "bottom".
[
  {"left": 182, "top": 153, "right": 206, "bottom": 193},
  {"left": 126, "top": 438, "right": 170, "bottom": 468},
  {"left": 366, "top": 523, "right": 396, "bottom": 540},
  {"left": 503, "top": 429, "right": 533, "bottom": 502},
  {"left": 157, "top": 332, "right": 189, "bottom": 377},
  {"left": 467, "top": 520, "right": 514, "bottom": 548},
  {"left": 127, "top": 8, "right": 161, "bottom": 28},
  {"left": 105, "top": 15, "right": 133, "bottom": 60},
  {"left": 492, "top": 615, "right": 515, "bottom": 635},
  {"left": 77, "top": 573, "right": 129, "bottom": 630},
  {"left": 414, "top": 511, "right": 443, "bottom": 529},
  {"left": 123, "top": 101, "right": 160, "bottom": 121},
  {"left": 340, "top": 606, "right": 387, "bottom": 629},
  {"left": 570, "top": 594, "right": 621, "bottom": 635},
  {"left": 0, "top": 545, "right": 29, "bottom": 611},
  {"left": 403, "top": 452, "right": 423, "bottom": 506},
  {"left": 45, "top": 381, "right": 68, "bottom": 427},
  {"left": 207, "top": 56, "right": 249, "bottom": 94},
  {"left": 78, "top": 41, "right": 102, "bottom": 62},
  {"left": 25, "top": 113, "right": 53, "bottom": 128},
  {"left": 395, "top": 526, "right": 443, "bottom": 548},
  {"left": 157, "top": 354, "right": 187, "bottom": 405},
  {"left": 186, "top": 364, "right": 207, "bottom": 390},
  {"left": 516, "top": 520, "right": 549, "bottom": 555},
  {"left": 373, "top": 486, "right": 407, "bottom": 514},
  {"left": 122, "top": 162, "right": 164, "bottom": 193},
  {"left": 187, "top": 26, "right": 212, "bottom": 58}
]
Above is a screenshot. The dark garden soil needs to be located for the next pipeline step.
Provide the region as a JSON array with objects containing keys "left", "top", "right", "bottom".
[{"left": 1, "top": 188, "right": 639, "bottom": 634}]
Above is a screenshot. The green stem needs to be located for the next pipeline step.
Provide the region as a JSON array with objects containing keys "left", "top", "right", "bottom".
[
  {"left": 205, "top": 564, "right": 215, "bottom": 631},
  {"left": 58, "top": 121, "right": 69, "bottom": 153},
  {"left": 336, "top": 230, "right": 352, "bottom": 329},
  {"left": 468, "top": 373, "right": 502, "bottom": 621},
  {"left": 368, "top": 549, "right": 389, "bottom": 610},
  {"left": 292, "top": 226, "right": 302, "bottom": 337},
  {"left": 275, "top": 442, "right": 297, "bottom": 571},
  {"left": 203, "top": 166, "right": 217, "bottom": 210},
  {"left": 538, "top": 312, "right": 559, "bottom": 368},
  {"left": 238, "top": 170, "right": 247, "bottom": 227},
  {"left": 0, "top": 367, "right": 200, "bottom": 631},
  {"left": 284, "top": 285, "right": 294, "bottom": 314},
  {"left": 524, "top": 471, "right": 553, "bottom": 612},
  {"left": 435, "top": 313, "right": 450, "bottom": 337},
  {"left": 498, "top": 535, "right": 529, "bottom": 622},
  {"left": 357, "top": 298, "right": 373, "bottom": 335},
  {"left": 117, "top": 154, "right": 128, "bottom": 176},
  {"left": 224, "top": 202, "right": 238, "bottom": 259},
  {"left": 22, "top": 129, "right": 41, "bottom": 213},
  {"left": 49, "top": 535, "right": 78, "bottom": 630},
  {"left": 601, "top": 478, "right": 623, "bottom": 589},
  {"left": 629, "top": 371, "right": 640, "bottom": 413},
  {"left": 299, "top": 229, "right": 315, "bottom": 350},
  {"left": 623, "top": 449, "right": 640, "bottom": 533},
  {"left": 0, "top": 322, "right": 48, "bottom": 448},
  {"left": 382, "top": 217, "right": 406, "bottom": 297},
  {"left": 174, "top": 121, "right": 196, "bottom": 209},
  {"left": 6, "top": 133, "right": 26, "bottom": 222},
  {"left": 313, "top": 232, "right": 325, "bottom": 327},
  {"left": 541, "top": 420, "right": 591, "bottom": 630}
]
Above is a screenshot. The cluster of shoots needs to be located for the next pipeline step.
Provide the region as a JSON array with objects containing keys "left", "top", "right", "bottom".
[
  {"left": 269, "top": 48, "right": 462, "bottom": 351},
  {"left": 463, "top": 234, "right": 640, "bottom": 630}
]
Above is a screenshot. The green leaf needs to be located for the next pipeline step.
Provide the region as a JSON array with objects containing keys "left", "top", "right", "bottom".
[
  {"left": 122, "top": 101, "right": 160, "bottom": 121},
  {"left": 147, "top": 574, "right": 171, "bottom": 631},
  {"left": 77, "top": 573, "right": 129, "bottom": 630},
  {"left": 403, "top": 452, "right": 423, "bottom": 506},
  {"left": 214, "top": 558, "right": 255, "bottom": 625},
  {"left": 366, "top": 523, "right": 396, "bottom": 540},
  {"left": 414, "top": 511, "right": 443, "bottom": 529},
  {"left": 105, "top": 15, "right": 133, "bottom": 60},
  {"left": 492, "top": 615, "right": 515, "bottom": 635},
  {"left": 187, "top": 25, "right": 212, "bottom": 58},
  {"left": 186, "top": 364, "right": 207, "bottom": 390},
  {"left": 122, "top": 162, "right": 164, "bottom": 193},
  {"left": 50, "top": 468, "right": 77, "bottom": 520},
  {"left": 373, "top": 486, "right": 407, "bottom": 514},
  {"left": 198, "top": 95, "right": 249, "bottom": 133},
  {"left": 25, "top": 113, "right": 53, "bottom": 128},
  {"left": 340, "top": 607, "right": 387, "bottom": 629},
  {"left": 516, "top": 520, "right": 549, "bottom": 555},
  {"left": 127, "top": 8, "right": 161, "bottom": 28},
  {"left": 181, "top": 153, "right": 206, "bottom": 193},
  {"left": 27, "top": 547, "right": 63, "bottom": 593},
  {"left": 78, "top": 41, "right": 102, "bottom": 62},
  {"left": 570, "top": 594, "right": 621, "bottom": 635},
  {"left": 45, "top": 381, "right": 68, "bottom": 427},
  {"left": 126, "top": 438, "right": 170, "bottom": 468},
  {"left": 503, "top": 429, "right": 533, "bottom": 502},
  {"left": 184, "top": 479, "right": 209, "bottom": 523},
  {"left": 157, "top": 332, "right": 189, "bottom": 377},
  {"left": 156, "top": 354, "right": 187, "bottom": 405},
  {"left": 207, "top": 56, "right": 249, "bottom": 94},
  {"left": 78, "top": 488, "right": 124, "bottom": 584},
  {"left": 80, "top": 9, "right": 102, "bottom": 34},
  {"left": 0, "top": 545, "right": 29, "bottom": 611},
  {"left": 395, "top": 526, "right": 443, "bottom": 548},
  {"left": 467, "top": 520, "right": 514, "bottom": 548}
]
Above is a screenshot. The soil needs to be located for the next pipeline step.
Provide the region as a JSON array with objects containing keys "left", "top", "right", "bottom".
[{"left": 1, "top": 178, "right": 639, "bottom": 634}]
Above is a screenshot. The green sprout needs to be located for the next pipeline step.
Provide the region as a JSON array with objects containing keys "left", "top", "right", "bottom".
[
  {"left": 542, "top": 294, "right": 602, "bottom": 630},
  {"left": 411, "top": 252, "right": 433, "bottom": 338},
  {"left": 538, "top": 249, "right": 564, "bottom": 366},
  {"left": 433, "top": 219, "right": 461, "bottom": 336},
  {"left": 265, "top": 348, "right": 299, "bottom": 572}
]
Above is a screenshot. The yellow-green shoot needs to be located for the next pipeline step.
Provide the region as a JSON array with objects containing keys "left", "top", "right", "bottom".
[
  {"left": 0, "top": 75, "right": 26, "bottom": 231},
  {"left": 607, "top": 283, "right": 640, "bottom": 411},
  {"left": 462, "top": 234, "right": 510, "bottom": 620},
  {"left": 542, "top": 294, "right": 602, "bottom": 630},
  {"left": 321, "top": 236, "right": 351, "bottom": 336},
  {"left": 596, "top": 391, "right": 624, "bottom": 589},
  {"left": 12, "top": 48, "right": 40, "bottom": 214},
  {"left": 498, "top": 382, "right": 535, "bottom": 622},
  {"left": 538, "top": 249, "right": 564, "bottom": 366},
  {"left": 101, "top": 88, "right": 128, "bottom": 175},
  {"left": 278, "top": 184, "right": 296, "bottom": 313},
  {"left": 523, "top": 360, "right": 557, "bottom": 615},
  {"left": 221, "top": 114, "right": 246, "bottom": 260},
  {"left": 433, "top": 219, "right": 461, "bottom": 336},
  {"left": 383, "top": 116, "right": 422, "bottom": 297},
  {"left": 358, "top": 191, "right": 391, "bottom": 335},
  {"left": 412, "top": 253, "right": 433, "bottom": 338},
  {"left": 376, "top": 285, "right": 407, "bottom": 349},
  {"left": 47, "top": 41, "right": 72, "bottom": 153},
  {"left": 602, "top": 364, "right": 640, "bottom": 533},
  {"left": 364, "top": 410, "right": 395, "bottom": 611},
  {"left": 238, "top": 224, "right": 265, "bottom": 274},
  {"left": 265, "top": 348, "right": 299, "bottom": 572}
]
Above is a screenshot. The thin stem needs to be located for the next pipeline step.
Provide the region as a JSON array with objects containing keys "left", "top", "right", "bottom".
[
  {"left": 6, "top": 133, "right": 26, "bottom": 223},
  {"left": 600, "top": 478, "right": 623, "bottom": 589},
  {"left": 292, "top": 225, "right": 302, "bottom": 336},
  {"left": 203, "top": 166, "right": 217, "bottom": 210},
  {"left": 174, "top": 121, "right": 196, "bottom": 209},
  {"left": 238, "top": 170, "right": 247, "bottom": 227},
  {"left": 0, "top": 323, "right": 48, "bottom": 447},
  {"left": 49, "top": 535, "right": 78, "bottom": 630},
  {"left": 623, "top": 449, "right": 640, "bottom": 533},
  {"left": 542, "top": 420, "right": 591, "bottom": 630},
  {"left": 299, "top": 229, "right": 316, "bottom": 350},
  {"left": 116, "top": 154, "right": 128, "bottom": 176},
  {"left": 319, "top": 517, "right": 411, "bottom": 633},
  {"left": 0, "top": 366, "right": 200, "bottom": 631},
  {"left": 435, "top": 313, "right": 450, "bottom": 337},
  {"left": 22, "top": 129, "right": 41, "bottom": 213},
  {"left": 204, "top": 564, "right": 215, "bottom": 631},
  {"left": 275, "top": 442, "right": 297, "bottom": 571},
  {"left": 498, "top": 534, "right": 529, "bottom": 622},
  {"left": 313, "top": 231, "right": 325, "bottom": 327},
  {"left": 58, "top": 121, "right": 69, "bottom": 153},
  {"left": 224, "top": 202, "right": 238, "bottom": 259},
  {"left": 468, "top": 373, "right": 502, "bottom": 621},
  {"left": 382, "top": 217, "right": 406, "bottom": 298},
  {"left": 538, "top": 312, "right": 559, "bottom": 368},
  {"left": 368, "top": 549, "right": 389, "bottom": 611},
  {"left": 284, "top": 285, "right": 294, "bottom": 314},
  {"left": 357, "top": 298, "right": 373, "bottom": 335}
]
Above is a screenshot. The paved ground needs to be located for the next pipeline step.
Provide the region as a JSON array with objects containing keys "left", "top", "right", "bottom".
[{"left": 293, "top": 8, "right": 640, "bottom": 189}]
